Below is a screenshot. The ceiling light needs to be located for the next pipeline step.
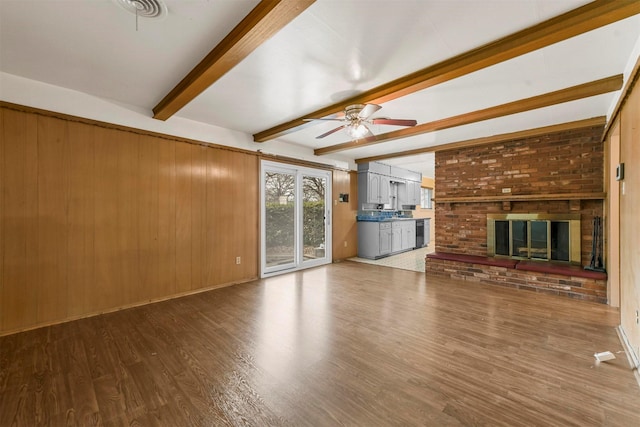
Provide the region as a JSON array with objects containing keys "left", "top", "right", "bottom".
[{"left": 347, "top": 122, "right": 369, "bottom": 139}]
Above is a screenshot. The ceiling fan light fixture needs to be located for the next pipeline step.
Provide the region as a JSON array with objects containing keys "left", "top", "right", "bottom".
[
  {"left": 305, "top": 103, "right": 414, "bottom": 140},
  {"left": 347, "top": 122, "right": 368, "bottom": 139}
]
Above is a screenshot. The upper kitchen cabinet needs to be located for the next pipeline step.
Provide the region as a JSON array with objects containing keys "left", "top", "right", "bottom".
[
  {"left": 358, "top": 162, "right": 421, "bottom": 210},
  {"left": 358, "top": 162, "right": 391, "bottom": 205},
  {"left": 389, "top": 166, "right": 422, "bottom": 208},
  {"left": 364, "top": 172, "right": 391, "bottom": 204},
  {"left": 399, "top": 179, "right": 421, "bottom": 207}
]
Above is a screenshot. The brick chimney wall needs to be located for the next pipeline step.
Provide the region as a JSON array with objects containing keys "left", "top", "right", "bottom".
[{"left": 434, "top": 125, "right": 605, "bottom": 266}]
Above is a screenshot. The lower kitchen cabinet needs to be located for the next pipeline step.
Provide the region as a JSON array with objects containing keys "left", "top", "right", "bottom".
[
  {"left": 357, "top": 219, "right": 417, "bottom": 259},
  {"left": 401, "top": 220, "right": 416, "bottom": 250},
  {"left": 379, "top": 222, "right": 392, "bottom": 255},
  {"left": 391, "top": 222, "right": 402, "bottom": 253}
]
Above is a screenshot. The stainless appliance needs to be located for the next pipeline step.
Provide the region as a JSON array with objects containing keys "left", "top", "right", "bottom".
[{"left": 415, "top": 219, "right": 425, "bottom": 248}]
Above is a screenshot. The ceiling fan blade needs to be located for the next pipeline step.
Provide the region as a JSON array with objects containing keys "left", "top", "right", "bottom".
[
  {"left": 303, "top": 118, "right": 345, "bottom": 122},
  {"left": 357, "top": 104, "right": 382, "bottom": 120},
  {"left": 316, "top": 125, "right": 346, "bottom": 139},
  {"left": 370, "top": 118, "right": 417, "bottom": 127}
]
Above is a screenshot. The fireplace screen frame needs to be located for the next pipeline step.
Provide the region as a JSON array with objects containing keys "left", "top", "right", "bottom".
[{"left": 487, "top": 214, "right": 581, "bottom": 264}]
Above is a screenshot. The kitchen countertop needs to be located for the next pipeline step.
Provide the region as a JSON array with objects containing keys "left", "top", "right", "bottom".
[{"left": 356, "top": 216, "right": 416, "bottom": 222}]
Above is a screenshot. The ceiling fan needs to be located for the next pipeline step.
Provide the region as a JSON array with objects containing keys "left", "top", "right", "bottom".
[{"left": 304, "top": 104, "right": 417, "bottom": 140}]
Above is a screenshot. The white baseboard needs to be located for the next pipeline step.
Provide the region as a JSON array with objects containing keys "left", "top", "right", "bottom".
[{"left": 616, "top": 325, "right": 640, "bottom": 388}]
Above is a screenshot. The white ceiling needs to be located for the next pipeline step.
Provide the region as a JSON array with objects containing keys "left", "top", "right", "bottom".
[{"left": 1, "top": 0, "right": 640, "bottom": 178}]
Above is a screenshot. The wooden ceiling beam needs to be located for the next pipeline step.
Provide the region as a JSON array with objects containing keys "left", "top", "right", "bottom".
[
  {"left": 153, "top": 0, "right": 315, "bottom": 121},
  {"left": 253, "top": 0, "right": 640, "bottom": 142},
  {"left": 313, "top": 74, "right": 622, "bottom": 156},
  {"left": 354, "top": 116, "right": 607, "bottom": 164}
]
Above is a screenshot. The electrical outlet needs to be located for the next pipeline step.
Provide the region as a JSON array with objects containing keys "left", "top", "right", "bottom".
[
  {"left": 344, "top": 241, "right": 347, "bottom": 247},
  {"left": 236, "top": 256, "right": 241, "bottom": 265},
  {"left": 502, "top": 188, "right": 512, "bottom": 193}
]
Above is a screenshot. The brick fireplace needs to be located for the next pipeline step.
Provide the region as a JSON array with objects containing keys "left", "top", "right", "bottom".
[{"left": 426, "top": 121, "right": 607, "bottom": 302}]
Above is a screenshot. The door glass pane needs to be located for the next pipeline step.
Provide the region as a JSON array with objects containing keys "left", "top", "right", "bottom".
[
  {"left": 530, "top": 221, "right": 548, "bottom": 260},
  {"left": 303, "top": 175, "right": 326, "bottom": 261},
  {"left": 265, "top": 171, "right": 295, "bottom": 268},
  {"left": 512, "top": 220, "right": 528, "bottom": 258}
]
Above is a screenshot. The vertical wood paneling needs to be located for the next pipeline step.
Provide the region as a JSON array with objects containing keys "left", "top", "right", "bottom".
[
  {"left": 119, "top": 132, "right": 140, "bottom": 305},
  {"left": 620, "top": 81, "right": 640, "bottom": 359},
  {"left": 216, "top": 150, "right": 234, "bottom": 285},
  {"left": 331, "top": 170, "right": 347, "bottom": 260},
  {"left": 0, "top": 105, "right": 268, "bottom": 334},
  {"left": 174, "top": 142, "right": 192, "bottom": 293},
  {"left": 157, "top": 137, "right": 176, "bottom": 296},
  {"left": 66, "top": 122, "right": 96, "bottom": 317},
  {"left": 207, "top": 150, "right": 259, "bottom": 283},
  {"left": 0, "top": 108, "right": 4, "bottom": 331},
  {"left": 243, "top": 154, "right": 259, "bottom": 279},
  {"left": 205, "top": 147, "right": 219, "bottom": 286},
  {"left": 2, "top": 109, "right": 39, "bottom": 330},
  {"left": 93, "top": 128, "right": 122, "bottom": 312},
  {"left": 37, "top": 115, "right": 69, "bottom": 323},
  {"left": 230, "top": 151, "right": 243, "bottom": 282},
  {"left": 229, "top": 150, "right": 246, "bottom": 282},
  {"left": 191, "top": 145, "right": 207, "bottom": 290},
  {"left": 137, "top": 135, "right": 160, "bottom": 301},
  {"left": 605, "top": 121, "right": 621, "bottom": 308},
  {"left": 331, "top": 170, "right": 358, "bottom": 260}
]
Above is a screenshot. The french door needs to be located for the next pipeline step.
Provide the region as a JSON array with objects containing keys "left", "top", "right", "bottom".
[{"left": 260, "top": 160, "right": 332, "bottom": 277}]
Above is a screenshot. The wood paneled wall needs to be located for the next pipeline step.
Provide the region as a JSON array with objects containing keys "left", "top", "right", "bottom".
[
  {"left": 604, "top": 119, "right": 621, "bottom": 308},
  {"left": 0, "top": 106, "right": 259, "bottom": 335},
  {"left": 618, "top": 75, "right": 640, "bottom": 363},
  {"left": 331, "top": 170, "right": 358, "bottom": 260}
]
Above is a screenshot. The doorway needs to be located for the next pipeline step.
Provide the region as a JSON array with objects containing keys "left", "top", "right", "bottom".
[{"left": 260, "top": 160, "right": 332, "bottom": 277}]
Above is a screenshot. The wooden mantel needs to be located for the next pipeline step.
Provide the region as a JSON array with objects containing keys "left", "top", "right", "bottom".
[
  {"left": 435, "top": 192, "right": 606, "bottom": 204},
  {"left": 435, "top": 192, "right": 606, "bottom": 211}
]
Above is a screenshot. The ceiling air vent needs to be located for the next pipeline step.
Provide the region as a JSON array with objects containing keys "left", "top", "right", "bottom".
[{"left": 113, "top": 0, "right": 168, "bottom": 20}]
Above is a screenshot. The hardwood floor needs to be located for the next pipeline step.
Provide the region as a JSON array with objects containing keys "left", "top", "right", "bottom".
[{"left": 1, "top": 261, "right": 639, "bottom": 426}]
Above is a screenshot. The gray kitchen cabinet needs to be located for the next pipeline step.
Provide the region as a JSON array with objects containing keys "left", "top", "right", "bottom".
[
  {"left": 396, "top": 180, "right": 409, "bottom": 207},
  {"left": 358, "top": 161, "right": 391, "bottom": 175},
  {"left": 374, "top": 173, "right": 391, "bottom": 204},
  {"left": 398, "top": 179, "right": 421, "bottom": 207},
  {"left": 358, "top": 171, "right": 391, "bottom": 205},
  {"left": 379, "top": 222, "right": 392, "bottom": 255},
  {"left": 401, "top": 220, "right": 416, "bottom": 250},
  {"left": 357, "top": 221, "right": 393, "bottom": 259},
  {"left": 358, "top": 219, "right": 417, "bottom": 259},
  {"left": 391, "top": 222, "right": 402, "bottom": 252},
  {"left": 409, "top": 180, "right": 421, "bottom": 206}
]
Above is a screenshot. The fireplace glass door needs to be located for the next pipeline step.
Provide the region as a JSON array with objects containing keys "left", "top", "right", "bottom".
[
  {"left": 509, "top": 220, "right": 548, "bottom": 260},
  {"left": 530, "top": 220, "right": 548, "bottom": 260},
  {"left": 551, "top": 222, "right": 570, "bottom": 262},
  {"left": 512, "top": 220, "right": 528, "bottom": 258},
  {"left": 487, "top": 214, "right": 580, "bottom": 264},
  {"left": 495, "top": 221, "right": 510, "bottom": 256}
]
